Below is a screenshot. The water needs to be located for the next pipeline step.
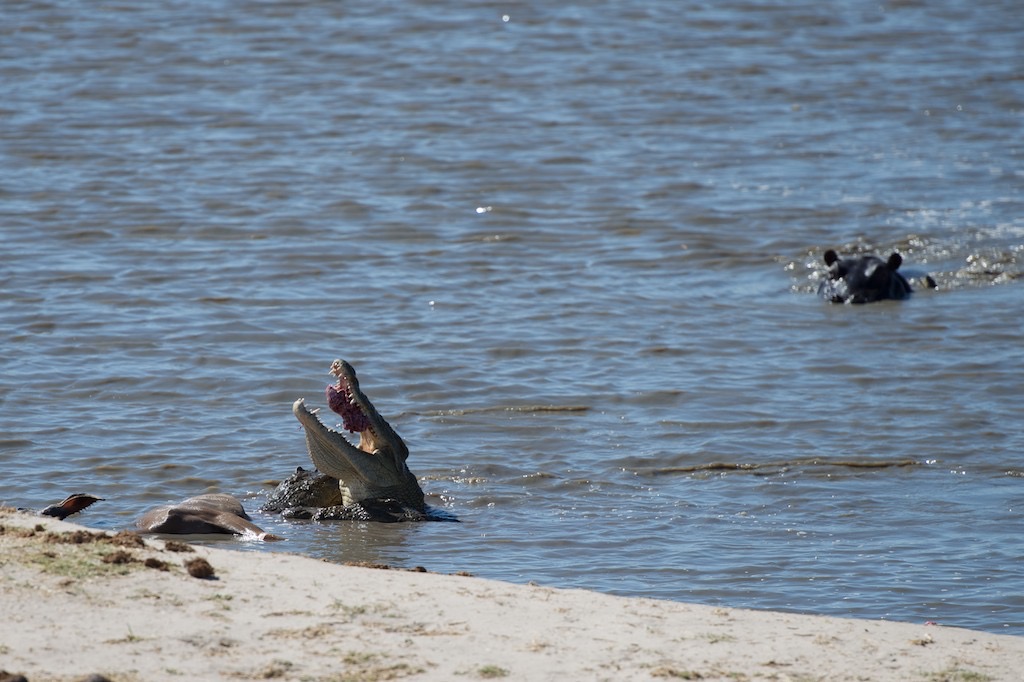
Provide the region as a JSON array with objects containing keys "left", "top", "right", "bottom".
[{"left": 2, "top": 0, "right": 1023, "bottom": 635}]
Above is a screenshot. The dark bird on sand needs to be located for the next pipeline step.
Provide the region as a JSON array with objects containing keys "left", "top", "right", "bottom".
[{"left": 38, "top": 493, "right": 105, "bottom": 520}]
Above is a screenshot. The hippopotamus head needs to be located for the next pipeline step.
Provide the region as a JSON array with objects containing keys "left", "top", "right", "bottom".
[{"left": 817, "top": 250, "right": 913, "bottom": 304}]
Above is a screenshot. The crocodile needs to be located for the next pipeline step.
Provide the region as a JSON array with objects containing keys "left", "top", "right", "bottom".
[
  {"left": 286, "top": 359, "right": 456, "bottom": 522},
  {"left": 817, "top": 249, "right": 934, "bottom": 304},
  {"left": 261, "top": 466, "right": 345, "bottom": 514}
]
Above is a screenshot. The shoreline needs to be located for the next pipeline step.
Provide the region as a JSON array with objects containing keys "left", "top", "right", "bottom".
[{"left": 1, "top": 508, "right": 1021, "bottom": 682}]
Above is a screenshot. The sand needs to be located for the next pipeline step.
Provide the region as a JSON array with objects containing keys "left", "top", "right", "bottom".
[{"left": 1, "top": 508, "right": 1021, "bottom": 682}]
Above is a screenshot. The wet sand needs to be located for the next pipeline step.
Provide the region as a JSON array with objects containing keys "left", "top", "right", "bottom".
[{"left": 1, "top": 508, "right": 1021, "bottom": 682}]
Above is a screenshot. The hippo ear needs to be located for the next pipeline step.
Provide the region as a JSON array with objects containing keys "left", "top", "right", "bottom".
[
  {"left": 824, "top": 250, "right": 838, "bottom": 266},
  {"left": 887, "top": 253, "right": 903, "bottom": 270}
]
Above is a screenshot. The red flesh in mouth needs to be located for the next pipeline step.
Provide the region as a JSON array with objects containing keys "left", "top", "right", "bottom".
[{"left": 326, "top": 380, "right": 370, "bottom": 433}]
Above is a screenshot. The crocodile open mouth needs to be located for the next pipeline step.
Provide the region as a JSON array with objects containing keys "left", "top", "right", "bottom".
[{"left": 293, "top": 359, "right": 407, "bottom": 468}]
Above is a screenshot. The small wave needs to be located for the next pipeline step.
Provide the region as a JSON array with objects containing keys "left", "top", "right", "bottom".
[
  {"left": 636, "top": 457, "right": 922, "bottom": 476},
  {"left": 422, "top": 405, "right": 590, "bottom": 417}
]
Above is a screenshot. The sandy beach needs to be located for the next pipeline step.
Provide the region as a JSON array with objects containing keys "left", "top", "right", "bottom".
[{"left": 1, "top": 508, "right": 1021, "bottom": 682}]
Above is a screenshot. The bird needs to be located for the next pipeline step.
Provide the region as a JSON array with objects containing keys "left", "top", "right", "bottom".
[{"left": 37, "top": 493, "right": 104, "bottom": 520}]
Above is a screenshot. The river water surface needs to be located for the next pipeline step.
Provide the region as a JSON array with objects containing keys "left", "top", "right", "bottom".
[{"left": 2, "top": 0, "right": 1023, "bottom": 635}]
